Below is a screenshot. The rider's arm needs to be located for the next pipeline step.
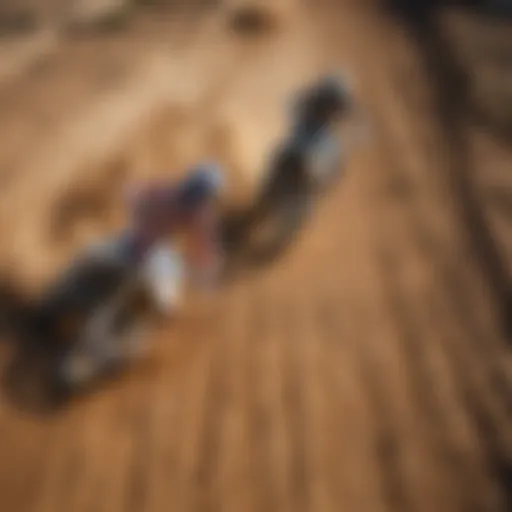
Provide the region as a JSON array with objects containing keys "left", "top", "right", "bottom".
[{"left": 186, "top": 202, "right": 224, "bottom": 287}]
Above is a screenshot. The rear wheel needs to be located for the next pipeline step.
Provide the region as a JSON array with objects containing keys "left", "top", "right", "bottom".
[
  {"left": 32, "top": 247, "right": 133, "bottom": 345},
  {"left": 53, "top": 278, "right": 153, "bottom": 396}
]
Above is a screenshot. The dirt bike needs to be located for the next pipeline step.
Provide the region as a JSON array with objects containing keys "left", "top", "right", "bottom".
[
  {"left": 34, "top": 160, "right": 316, "bottom": 399},
  {"left": 28, "top": 235, "right": 175, "bottom": 398},
  {"left": 30, "top": 92, "right": 369, "bottom": 400},
  {"left": 32, "top": 150, "right": 322, "bottom": 399}
]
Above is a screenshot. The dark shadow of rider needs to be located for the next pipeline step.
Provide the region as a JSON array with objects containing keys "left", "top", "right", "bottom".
[{"left": 221, "top": 74, "right": 355, "bottom": 278}]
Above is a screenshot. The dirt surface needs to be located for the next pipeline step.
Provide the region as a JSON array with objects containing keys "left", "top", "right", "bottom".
[{"left": 0, "top": 1, "right": 511, "bottom": 512}]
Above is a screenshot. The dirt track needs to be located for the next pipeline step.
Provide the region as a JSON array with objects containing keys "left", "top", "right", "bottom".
[{"left": 0, "top": 2, "right": 511, "bottom": 512}]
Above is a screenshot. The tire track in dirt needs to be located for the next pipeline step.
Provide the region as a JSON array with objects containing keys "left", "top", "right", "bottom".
[
  {"left": 320, "top": 2, "right": 512, "bottom": 511},
  {"left": 371, "top": 182, "right": 499, "bottom": 512},
  {"left": 295, "top": 289, "right": 335, "bottom": 512},
  {"left": 349, "top": 4, "right": 512, "bottom": 510},
  {"left": 212, "top": 286, "right": 254, "bottom": 512},
  {"left": 245, "top": 283, "right": 282, "bottom": 512},
  {"left": 190, "top": 304, "right": 230, "bottom": 512},
  {"left": 372, "top": 16, "right": 512, "bottom": 426},
  {"left": 290, "top": 179, "right": 371, "bottom": 512},
  {"left": 317, "top": 156, "right": 416, "bottom": 512},
  {"left": 255, "top": 282, "right": 294, "bottom": 512},
  {"left": 368, "top": 83, "right": 509, "bottom": 510}
]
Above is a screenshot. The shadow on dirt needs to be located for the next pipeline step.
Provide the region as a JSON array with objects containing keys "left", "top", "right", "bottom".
[
  {"left": 383, "top": 0, "right": 512, "bottom": 340},
  {"left": 0, "top": 279, "right": 66, "bottom": 416},
  {"left": 376, "top": 228, "right": 512, "bottom": 510},
  {"left": 220, "top": 197, "right": 312, "bottom": 283},
  {"left": 385, "top": 0, "right": 512, "bottom": 20},
  {"left": 382, "top": 0, "right": 512, "bottom": 507}
]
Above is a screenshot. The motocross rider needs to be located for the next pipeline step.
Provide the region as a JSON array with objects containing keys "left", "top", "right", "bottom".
[
  {"left": 121, "top": 161, "right": 226, "bottom": 314},
  {"left": 55, "top": 162, "right": 227, "bottom": 391}
]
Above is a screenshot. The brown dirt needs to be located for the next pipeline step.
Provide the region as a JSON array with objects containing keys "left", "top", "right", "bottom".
[{"left": 0, "top": 2, "right": 511, "bottom": 512}]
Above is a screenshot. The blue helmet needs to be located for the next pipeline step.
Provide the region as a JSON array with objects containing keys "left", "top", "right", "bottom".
[{"left": 176, "top": 161, "right": 225, "bottom": 210}]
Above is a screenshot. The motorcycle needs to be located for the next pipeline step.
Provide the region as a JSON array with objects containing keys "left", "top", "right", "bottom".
[
  {"left": 29, "top": 235, "right": 182, "bottom": 397},
  {"left": 29, "top": 77, "right": 370, "bottom": 399},
  {"left": 34, "top": 145, "right": 328, "bottom": 399}
]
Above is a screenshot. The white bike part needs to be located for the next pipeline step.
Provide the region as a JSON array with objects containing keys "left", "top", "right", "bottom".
[{"left": 142, "top": 244, "right": 185, "bottom": 315}]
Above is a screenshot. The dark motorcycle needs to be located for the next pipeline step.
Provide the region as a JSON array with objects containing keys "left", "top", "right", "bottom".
[{"left": 27, "top": 74, "right": 366, "bottom": 399}]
